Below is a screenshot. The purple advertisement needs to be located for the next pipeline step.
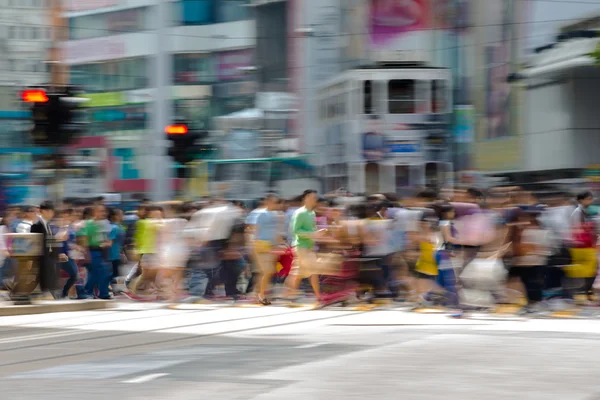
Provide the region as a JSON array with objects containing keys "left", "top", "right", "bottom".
[
  {"left": 217, "top": 49, "right": 255, "bottom": 81},
  {"left": 368, "top": 0, "right": 430, "bottom": 55}
]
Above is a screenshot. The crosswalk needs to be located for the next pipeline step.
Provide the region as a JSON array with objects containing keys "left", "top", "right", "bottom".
[{"left": 1, "top": 302, "right": 600, "bottom": 338}]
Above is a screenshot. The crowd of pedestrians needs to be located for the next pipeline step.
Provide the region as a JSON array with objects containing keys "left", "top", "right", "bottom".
[{"left": 0, "top": 187, "right": 599, "bottom": 316}]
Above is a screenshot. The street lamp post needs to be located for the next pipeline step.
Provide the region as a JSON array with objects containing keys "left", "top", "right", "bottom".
[{"left": 150, "top": 0, "right": 173, "bottom": 201}]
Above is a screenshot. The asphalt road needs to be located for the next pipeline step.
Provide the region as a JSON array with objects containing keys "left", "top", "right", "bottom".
[{"left": 1, "top": 303, "right": 600, "bottom": 400}]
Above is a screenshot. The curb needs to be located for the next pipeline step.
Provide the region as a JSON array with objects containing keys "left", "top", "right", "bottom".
[{"left": 0, "top": 300, "right": 113, "bottom": 316}]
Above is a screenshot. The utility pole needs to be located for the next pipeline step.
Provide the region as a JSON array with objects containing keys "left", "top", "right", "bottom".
[{"left": 150, "top": 0, "right": 173, "bottom": 201}]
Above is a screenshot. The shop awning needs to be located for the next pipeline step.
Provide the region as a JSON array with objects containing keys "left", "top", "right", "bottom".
[
  {"left": 520, "top": 56, "right": 596, "bottom": 78},
  {"left": 520, "top": 37, "right": 600, "bottom": 79}
]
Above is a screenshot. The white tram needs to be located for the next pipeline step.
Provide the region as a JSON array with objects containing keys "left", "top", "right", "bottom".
[{"left": 317, "top": 64, "right": 453, "bottom": 195}]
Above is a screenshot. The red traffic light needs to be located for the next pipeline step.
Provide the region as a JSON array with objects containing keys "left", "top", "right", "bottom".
[
  {"left": 22, "top": 89, "right": 49, "bottom": 103},
  {"left": 165, "top": 124, "right": 188, "bottom": 135}
]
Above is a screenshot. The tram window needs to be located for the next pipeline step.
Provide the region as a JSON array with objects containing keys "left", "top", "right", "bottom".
[
  {"left": 425, "top": 162, "right": 440, "bottom": 189},
  {"left": 395, "top": 166, "right": 409, "bottom": 192},
  {"left": 364, "top": 80, "right": 373, "bottom": 114},
  {"left": 388, "top": 80, "right": 416, "bottom": 114},
  {"left": 432, "top": 80, "right": 448, "bottom": 113},
  {"left": 365, "top": 162, "right": 379, "bottom": 194}
]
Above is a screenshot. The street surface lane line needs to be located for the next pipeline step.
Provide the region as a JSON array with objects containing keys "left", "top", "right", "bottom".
[
  {"left": 295, "top": 342, "right": 327, "bottom": 349},
  {"left": 0, "top": 330, "right": 87, "bottom": 344},
  {"left": 123, "top": 373, "right": 169, "bottom": 384}
]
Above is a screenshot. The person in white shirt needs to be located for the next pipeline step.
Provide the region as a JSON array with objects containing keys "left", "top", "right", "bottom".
[{"left": 15, "top": 206, "right": 37, "bottom": 234}]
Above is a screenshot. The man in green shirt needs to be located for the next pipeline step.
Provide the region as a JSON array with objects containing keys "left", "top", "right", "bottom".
[
  {"left": 286, "top": 189, "right": 321, "bottom": 301},
  {"left": 78, "top": 205, "right": 112, "bottom": 299}
]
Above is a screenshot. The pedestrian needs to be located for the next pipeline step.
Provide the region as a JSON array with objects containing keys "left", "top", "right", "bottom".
[
  {"left": 285, "top": 189, "right": 323, "bottom": 303},
  {"left": 78, "top": 204, "right": 112, "bottom": 299},
  {"left": 55, "top": 209, "right": 78, "bottom": 299},
  {"left": 253, "top": 193, "right": 284, "bottom": 305},
  {"left": 31, "top": 201, "right": 62, "bottom": 298},
  {"left": 108, "top": 207, "right": 125, "bottom": 286}
]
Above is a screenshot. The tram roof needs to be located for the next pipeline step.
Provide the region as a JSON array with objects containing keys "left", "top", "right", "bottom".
[{"left": 318, "top": 65, "right": 451, "bottom": 89}]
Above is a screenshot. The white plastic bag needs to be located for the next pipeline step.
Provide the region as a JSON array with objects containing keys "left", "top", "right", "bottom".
[{"left": 459, "top": 257, "right": 507, "bottom": 291}]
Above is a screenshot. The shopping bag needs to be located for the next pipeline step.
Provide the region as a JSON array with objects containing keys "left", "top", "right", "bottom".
[
  {"left": 459, "top": 257, "right": 507, "bottom": 291},
  {"left": 565, "top": 248, "right": 597, "bottom": 278}
]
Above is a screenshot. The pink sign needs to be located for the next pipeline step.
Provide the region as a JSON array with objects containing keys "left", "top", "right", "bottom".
[
  {"left": 217, "top": 49, "right": 254, "bottom": 81},
  {"left": 64, "top": 0, "right": 119, "bottom": 12},
  {"left": 368, "top": 0, "right": 429, "bottom": 48}
]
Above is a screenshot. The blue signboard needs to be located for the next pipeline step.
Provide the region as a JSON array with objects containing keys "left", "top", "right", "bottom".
[{"left": 387, "top": 140, "right": 420, "bottom": 154}]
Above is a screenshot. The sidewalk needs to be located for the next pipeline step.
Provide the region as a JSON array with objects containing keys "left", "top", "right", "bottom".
[{"left": 0, "top": 299, "right": 113, "bottom": 317}]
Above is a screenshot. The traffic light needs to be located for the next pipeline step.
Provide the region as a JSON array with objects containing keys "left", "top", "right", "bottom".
[
  {"left": 22, "top": 86, "right": 88, "bottom": 147},
  {"left": 166, "top": 120, "right": 208, "bottom": 178}
]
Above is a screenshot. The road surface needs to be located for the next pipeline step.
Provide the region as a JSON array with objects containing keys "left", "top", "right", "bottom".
[{"left": 0, "top": 303, "right": 599, "bottom": 399}]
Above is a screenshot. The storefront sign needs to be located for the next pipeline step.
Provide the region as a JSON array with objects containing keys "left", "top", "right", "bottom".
[
  {"left": 83, "top": 92, "right": 124, "bottom": 108},
  {"left": 124, "top": 89, "right": 153, "bottom": 104}
]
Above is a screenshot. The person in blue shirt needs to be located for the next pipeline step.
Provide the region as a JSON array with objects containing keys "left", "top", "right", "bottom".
[
  {"left": 108, "top": 208, "right": 126, "bottom": 285},
  {"left": 253, "top": 194, "right": 284, "bottom": 305},
  {"left": 55, "top": 209, "right": 78, "bottom": 299}
]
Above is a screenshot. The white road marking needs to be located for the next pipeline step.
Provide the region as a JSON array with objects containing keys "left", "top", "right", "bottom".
[
  {"left": 0, "top": 330, "right": 87, "bottom": 344},
  {"left": 123, "top": 373, "right": 170, "bottom": 384},
  {"left": 295, "top": 342, "right": 327, "bottom": 349}
]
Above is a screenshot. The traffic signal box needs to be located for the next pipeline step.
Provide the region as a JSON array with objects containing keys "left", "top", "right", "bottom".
[
  {"left": 166, "top": 123, "right": 208, "bottom": 178},
  {"left": 22, "top": 86, "right": 87, "bottom": 147}
]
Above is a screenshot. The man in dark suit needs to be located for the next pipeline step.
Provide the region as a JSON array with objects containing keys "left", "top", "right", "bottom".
[{"left": 31, "top": 201, "right": 61, "bottom": 297}]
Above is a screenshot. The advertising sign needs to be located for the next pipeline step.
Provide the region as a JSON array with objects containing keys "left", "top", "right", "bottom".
[
  {"left": 368, "top": 0, "right": 432, "bottom": 62},
  {"left": 217, "top": 49, "right": 255, "bottom": 81},
  {"left": 83, "top": 92, "right": 124, "bottom": 108},
  {"left": 387, "top": 140, "right": 420, "bottom": 153},
  {"left": 454, "top": 105, "right": 474, "bottom": 143}
]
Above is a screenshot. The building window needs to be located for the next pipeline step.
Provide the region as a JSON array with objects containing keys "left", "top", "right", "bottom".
[
  {"left": 215, "top": 0, "right": 251, "bottom": 23},
  {"left": 71, "top": 58, "right": 149, "bottom": 93},
  {"left": 69, "top": 7, "right": 151, "bottom": 40},
  {"left": 180, "top": 0, "right": 215, "bottom": 26},
  {"left": 388, "top": 80, "right": 416, "bottom": 114},
  {"left": 432, "top": 80, "right": 448, "bottom": 114},
  {"left": 173, "top": 53, "right": 216, "bottom": 84},
  {"left": 363, "top": 80, "right": 372, "bottom": 114}
]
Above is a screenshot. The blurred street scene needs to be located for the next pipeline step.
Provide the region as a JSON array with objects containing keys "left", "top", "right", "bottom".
[{"left": 2, "top": 0, "right": 600, "bottom": 398}]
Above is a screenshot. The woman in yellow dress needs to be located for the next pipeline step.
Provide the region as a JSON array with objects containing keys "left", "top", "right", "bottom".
[{"left": 414, "top": 215, "right": 441, "bottom": 304}]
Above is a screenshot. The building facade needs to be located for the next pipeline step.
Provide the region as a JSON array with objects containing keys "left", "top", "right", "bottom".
[
  {"left": 0, "top": 0, "right": 54, "bottom": 204},
  {"left": 60, "top": 0, "right": 256, "bottom": 197}
]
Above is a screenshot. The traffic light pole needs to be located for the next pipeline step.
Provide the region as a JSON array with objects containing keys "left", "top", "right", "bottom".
[{"left": 150, "top": 0, "right": 173, "bottom": 202}]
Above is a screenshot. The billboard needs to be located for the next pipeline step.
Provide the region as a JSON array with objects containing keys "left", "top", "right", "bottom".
[{"left": 367, "top": 0, "right": 433, "bottom": 61}]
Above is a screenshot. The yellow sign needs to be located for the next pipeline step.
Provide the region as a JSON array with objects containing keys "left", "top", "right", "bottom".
[{"left": 80, "top": 92, "right": 124, "bottom": 108}]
